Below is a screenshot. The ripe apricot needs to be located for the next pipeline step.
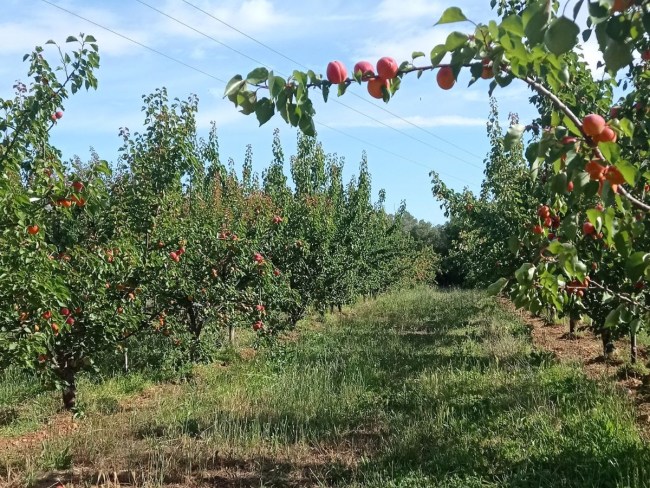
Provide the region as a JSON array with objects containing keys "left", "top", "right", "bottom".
[
  {"left": 594, "top": 126, "right": 617, "bottom": 143},
  {"left": 582, "top": 114, "right": 606, "bottom": 137},
  {"left": 367, "top": 78, "right": 389, "bottom": 99},
  {"left": 436, "top": 66, "right": 455, "bottom": 90},
  {"left": 353, "top": 60, "right": 375, "bottom": 80},
  {"left": 376, "top": 57, "right": 399, "bottom": 80},
  {"left": 326, "top": 61, "right": 347, "bottom": 84}
]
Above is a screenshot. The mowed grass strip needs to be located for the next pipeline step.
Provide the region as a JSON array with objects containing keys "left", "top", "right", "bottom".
[{"left": 2, "top": 287, "right": 650, "bottom": 487}]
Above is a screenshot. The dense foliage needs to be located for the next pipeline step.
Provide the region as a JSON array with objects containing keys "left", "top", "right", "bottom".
[{"left": 0, "top": 38, "right": 437, "bottom": 410}]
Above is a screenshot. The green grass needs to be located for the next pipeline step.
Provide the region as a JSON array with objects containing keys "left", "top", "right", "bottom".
[{"left": 2, "top": 287, "right": 650, "bottom": 487}]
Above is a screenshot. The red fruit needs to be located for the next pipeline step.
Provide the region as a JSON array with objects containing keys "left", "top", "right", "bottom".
[
  {"left": 561, "top": 136, "right": 577, "bottom": 145},
  {"left": 611, "top": 0, "right": 632, "bottom": 12},
  {"left": 60, "top": 307, "right": 70, "bottom": 316},
  {"left": 543, "top": 216, "right": 553, "bottom": 228},
  {"left": 38, "top": 354, "right": 47, "bottom": 363},
  {"left": 436, "top": 66, "right": 455, "bottom": 90},
  {"left": 635, "top": 281, "right": 645, "bottom": 290},
  {"left": 551, "top": 215, "right": 561, "bottom": 229},
  {"left": 604, "top": 166, "right": 625, "bottom": 185},
  {"left": 353, "top": 60, "right": 374, "bottom": 80},
  {"left": 594, "top": 126, "right": 617, "bottom": 143},
  {"left": 610, "top": 106, "right": 620, "bottom": 119},
  {"left": 585, "top": 160, "right": 606, "bottom": 180},
  {"left": 583, "top": 222, "right": 596, "bottom": 235},
  {"left": 178, "top": 246, "right": 186, "bottom": 255},
  {"left": 643, "top": 51, "right": 650, "bottom": 62},
  {"left": 117, "top": 307, "right": 124, "bottom": 314},
  {"left": 582, "top": 114, "right": 606, "bottom": 137},
  {"left": 595, "top": 203, "right": 604, "bottom": 211},
  {"left": 537, "top": 205, "right": 551, "bottom": 218},
  {"left": 51, "top": 323, "right": 60, "bottom": 335},
  {"left": 253, "top": 252, "right": 264, "bottom": 263},
  {"left": 70, "top": 194, "right": 86, "bottom": 207},
  {"left": 567, "top": 181, "right": 574, "bottom": 192},
  {"left": 253, "top": 320, "right": 264, "bottom": 331},
  {"left": 66, "top": 316, "right": 75, "bottom": 326},
  {"left": 169, "top": 251, "right": 179, "bottom": 262},
  {"left": 367, "top": 78, "right": 389, "bottom": 99},
  {"left": 57, "top": 198, "right": 72, "bottom": 208},
  {"left": 55, "top": 111, "right": 63, "bottom": 119},
  {"left": 376, "top": 57, "right": 399, "bottom": 80},
  {"left": 480, "top": 58, "right": 493, "bottom": 79},
  {"left": 42, "top": 310, "right": 52, "bottom": 320},
  {"left": 326, "top": 61, "right": 347, "bottom": 84},
  {"left": 75, "top": 307, "right": 82, "bottom": 314},
  {"left": 273, "top": 268, "right": 281, "bottom": 276},
  {"left": 72, "top": 181, "right": 84, "bottom": 192},
  {"left": 50, "top": 114, "right": 57, "bottom": 121},
  {"left": 272, "top": 215, "right": 283, "bottom": 224},
  {"left": 532, "top": 225, "right": 543, "bottom": 235},
  {"left": 548, "top": 233, "right": 555, "bottom": 240},
  {"left": 256, "top": 304, "right": 265, "bottom": 312},
  {"left": 27, "top": 225, "right": 40, "bottom": 235}
]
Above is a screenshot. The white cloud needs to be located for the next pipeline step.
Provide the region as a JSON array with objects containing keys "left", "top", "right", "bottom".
[
  {"left": 157, "top": 0, "right": 297, "bottom": 42},
  {"left": 374, "top": 0, "right": 442, "bottom": 23},
  {"left": 325, "top": 114, "right": 486, "bottom": 129}
]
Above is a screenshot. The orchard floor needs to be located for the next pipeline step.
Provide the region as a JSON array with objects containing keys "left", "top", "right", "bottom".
[{"left": 3, "top": 288, "right": 650, "bottom": 487}]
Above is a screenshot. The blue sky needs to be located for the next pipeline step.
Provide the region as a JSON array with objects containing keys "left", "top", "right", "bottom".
[{"left": 0, "top": 0, "right": 593, "bottom": 223}]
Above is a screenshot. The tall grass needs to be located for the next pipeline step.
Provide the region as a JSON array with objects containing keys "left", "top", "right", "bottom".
[{"left": 2, "top": 286, "right": 650, "bottom": 487}]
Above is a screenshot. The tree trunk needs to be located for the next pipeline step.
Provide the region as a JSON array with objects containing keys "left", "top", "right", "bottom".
[
  {"left": 337, "top": 303, "right": 342, "bottom": 313},
  {"left": 601, "top": 329, "right": 614, "bottom": 358},
  {"left": 228, "top": 323, "right": 235, "bottom": 345},
  {"left": 124, "top": 349, "right": 129, "bottom": 373},
  {"left": 631, "top": 331, "right": 638, "bottom": 364},
  {"left": 187, "top": 303, "right": 204, "bottom": 360},
  {"left": 329, "top": 304, "right": 334, "bottom": 314},
  {"left": 569, "top": 316, "right": 577, "bottom": 336},
  {"left": 61, "top": 368, "right": 77, "bottom": 411}
]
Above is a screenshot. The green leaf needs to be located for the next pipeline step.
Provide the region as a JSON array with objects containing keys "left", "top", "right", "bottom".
[
  {"left": 619, "top": 118, "right": 635, "bottom": 138},
  {"left": 411, "top": 51, "right": 425, "bottom": 59},
  {"left": 445, "top": 32, "right": 469, "bottom": 51},
  {"left": 430, "top": 44, "right": 447, "bottom": 66},
  {"left": 573, "top": 0, "right": 585, "bottom": 20},
  {"left": 298, "top": 115, "right": 315, "bottom": 137},
  {"left": 487, "top": 278, "right": 508, "bottom": 296},
  {"left": 625, "top": 252, "right": 650, "bottom": 282},
  {"left": 615, "top": 161, "right": 637, "bottom": 186},
  {"left": 434, "top": 7, "right": 468, "bottom": 26},
  {"left": 603, "top": 40, "right": 633, "bottom": 73},
  {"left": 255, "top": 97, "right": 275, "bottom": 126},
  {"left": 504, "top": 124, "right": 525, "bottom": 151},
  {"left": 66, "top": 36, "right": 79, "bottom": 43},
  {"left": 500, "top": 15, "right": 525, "bottom": 37},
  {"left": 224, "top": 75, "right": 246, "bottom": 98},
  {"left": 246, "top": 67, "right": 269, "bottom": 85},
  {"left": 269, "top": 74, "right": 286, "bottom": 99},
  {"left": 522, "top": 2, "right": 549, "bottom": 46},
  {"left": 544, "top": 16, "right": 580, "bottom": 55},
  {"left": 515, "top": 263, "right": 535, "bottom": 285},
  {"left": 85, "top": 35, "right": 97, "bottom": 43},
  {"left": 551, "top": 172, "right": 568, "bottom": 196},
  {"left": 604, "top": 306, "right": 622, "bottom": 329}
]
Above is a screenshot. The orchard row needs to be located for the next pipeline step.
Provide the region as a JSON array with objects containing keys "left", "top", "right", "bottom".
[
  {"left": 0, "top": 38, "right": 436, "bottom": 410},
  {"left": 224, "top": 0, "right": 650, "bottom": 365}
]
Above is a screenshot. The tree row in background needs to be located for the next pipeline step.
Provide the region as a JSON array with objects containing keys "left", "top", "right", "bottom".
[{"left": 0, "top": 38, "right": 438, "bottom": 411}]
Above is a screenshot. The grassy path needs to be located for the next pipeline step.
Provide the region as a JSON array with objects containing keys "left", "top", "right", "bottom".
[{"left": 3, "top": 288, "right": 650, "bottom": 487}]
